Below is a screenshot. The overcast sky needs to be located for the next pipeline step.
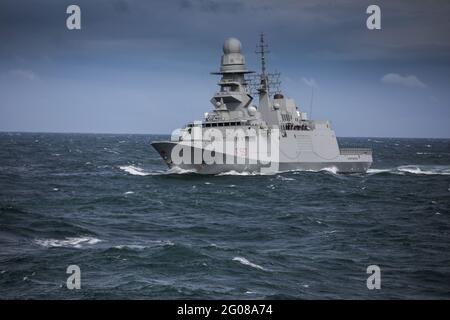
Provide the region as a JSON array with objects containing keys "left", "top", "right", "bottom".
[{"left": 0, "top": 0, "right": 449, "bottom": 137}]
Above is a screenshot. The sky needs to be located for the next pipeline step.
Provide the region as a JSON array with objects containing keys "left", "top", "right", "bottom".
[{"left": 0, "top": 0, "right": 449, "bottom": 138}]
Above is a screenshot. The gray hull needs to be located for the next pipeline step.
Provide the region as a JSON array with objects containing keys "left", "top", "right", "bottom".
[{"left": 151, "top": 141, "right": 372, "bottom": 174}]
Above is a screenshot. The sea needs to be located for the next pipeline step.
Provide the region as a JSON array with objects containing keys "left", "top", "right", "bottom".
[{"left": 0, "top": 132, "right": 449, "bottom": 299}]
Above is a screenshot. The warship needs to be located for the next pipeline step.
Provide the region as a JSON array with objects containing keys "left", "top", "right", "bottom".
[{"left": 151, "top": 35, "right": 372, "bottom": 174}]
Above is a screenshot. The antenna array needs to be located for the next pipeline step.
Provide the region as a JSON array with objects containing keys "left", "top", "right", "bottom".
[{"left": 246, "top": 33, "right": 282, "bottom": 96}]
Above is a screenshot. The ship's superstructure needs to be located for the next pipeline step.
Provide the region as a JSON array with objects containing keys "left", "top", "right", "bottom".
[{"left": 151, "top": 35, "right": 372, "bottom": 174}]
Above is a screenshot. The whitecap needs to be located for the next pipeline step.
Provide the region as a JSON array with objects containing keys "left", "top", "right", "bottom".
[
  {"left": 35, "top": 237, "right": 102, "bottom": 249},
  {"left": 149, "top": 240, "right": 174, "bottom": 247},
  {"left": 367, "top": 168, "right": 391, "bottom": 174},
  {"left": 416, "top": 152, "right": 432, "bottom": 155},
  {"left": 114, "top": 240, "right": 174, "bottom": 250},
  {"left": 277, "top": 175, "right": 295, "bottom": 181},
  {"left": 120, "top": 165, "right": 196, "bottom": 176},
  {"left": 166, "top": 167, "right": 198, "bottom": 175},
  {"left": 114, "top": 244, "right": 146, "bottom": 250},
  {"left": 217, "top": 170, "right": 259, "bottom": 176},
  {"left": 119, "top": 165, "right": 151, "bottom": 176},
  {"left": 397, "top": 165, "right": 450, "bottom": 176},
  {"left": 320, "top": 166, "right": 338, "bottom": 174},
  {"left": 124, "top": 191, "right": 134, "bottom": 195},
  {"left": 367, "top": 166, "right": 450, "bottom": 176},
  {"left": 232, "top": 256, "right": 267, "bottom": 271},
  {"left": 218, "top": 167, "right": 338, "bottom": 176}
]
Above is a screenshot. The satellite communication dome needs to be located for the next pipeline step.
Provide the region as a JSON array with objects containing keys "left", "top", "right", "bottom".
[
  {"left": 248, "top": 105, "right": 257, "bottom": 116},
  {"left": 223, "top": 38, "right": 242, "bottom": 54}
]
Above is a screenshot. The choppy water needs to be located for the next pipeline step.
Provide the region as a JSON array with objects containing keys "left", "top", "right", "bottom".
[{"left": 0, "top": 133, "right": 449, "bottom": 299}]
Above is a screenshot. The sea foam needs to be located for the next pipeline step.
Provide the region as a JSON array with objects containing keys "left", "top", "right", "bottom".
[
  {"left": 397, "top": 165, "right": 450, "bottom": 175},
  {"left": 119, "top": 165, "right": 152, "bottom": 176},
  {"left": 114, "top": 240, "right": 174, "bottom": 250},
  {"left": 366, "top": 165, "right": 450, "bottom": 176},
  {"left": 35, "top": 237, "right": 102, "bottom": 249}
]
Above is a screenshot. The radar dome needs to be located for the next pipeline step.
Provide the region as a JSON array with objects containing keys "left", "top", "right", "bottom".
[
  {"left": 248, "top": 105, "right": 257, "bottom": 116},
  {"left": 223, "top": 38, "right": 242, "bottom": 54}
]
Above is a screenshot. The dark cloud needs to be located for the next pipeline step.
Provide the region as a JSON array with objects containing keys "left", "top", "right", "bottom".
[
  {"left": 1, "top": 0, "right": 449, "bottom": 136},
  {"left": 179, "top": 0, "right": 244, "bottom": 13},
  {"left": 111, "top": 0, "right": 131, "bottom": 14},
  {"left": 1, "top": 0, "right": 449, "bottom": 65}
]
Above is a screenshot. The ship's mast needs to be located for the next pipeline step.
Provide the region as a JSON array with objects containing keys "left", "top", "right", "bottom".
[
  {"left": 255, "top": 33, "right": 270, "bottom": 93},
  {"left": 252, "top": 33, "right": 281, "bottom": 96},
  {"left": 256, "top": 33, "right": 269, "bottom": 76}
]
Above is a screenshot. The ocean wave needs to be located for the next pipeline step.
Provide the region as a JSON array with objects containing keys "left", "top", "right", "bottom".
[
  {"left": 284, "top": 167, "right": 340, "bottom": 175},
  {"left": 232, "top": 256, "right": 267, "bottom": 271},
  {"left": 166, "top": 167, "right": 198, "bottom": 175},
  {"left": 114, "top": 240, "right": 174, "bottom": 250},
  {"left": 216, "top": 170, "right": 260, "bottom": 176},
  {"left": 120, "top": 165, "right": 197, "bottom": 176},
  {"left": 35, "top": 237, "right": 102, "bottom": 249},
  {"left": 319, "top": 166, "right": 338, "bottom": 174},
  {"left": 367, "top": 165, "right": 450, "bottom": 176},
  {"left": 277, "top": 175, "right": 295, "bottom": 181},
  {"left": 397, "top": 165, "right": 450, "bottom": 175},
  {"left": 216, "top": 167, "right": 339, "bottom": 176},
  {"left": 367, "top": 168, "right": 391, "bottom": 174},
  {"left": 114, "top": 244, "right": 146, "bottom": 250},
  {"left": 121, "top": 163, "right": 450, "bottom": 178},
  {"left": 119, "top": 165, "right": 153, "bottom": 176}
]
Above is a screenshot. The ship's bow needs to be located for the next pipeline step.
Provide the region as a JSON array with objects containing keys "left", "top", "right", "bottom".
[{"left": 151, "top": 141, "right": 178, "bottom": 168}]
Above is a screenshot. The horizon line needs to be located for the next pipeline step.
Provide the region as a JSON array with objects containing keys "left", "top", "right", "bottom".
[{"left": 0, "top": 130, "right": 449, "bottom": 140}]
